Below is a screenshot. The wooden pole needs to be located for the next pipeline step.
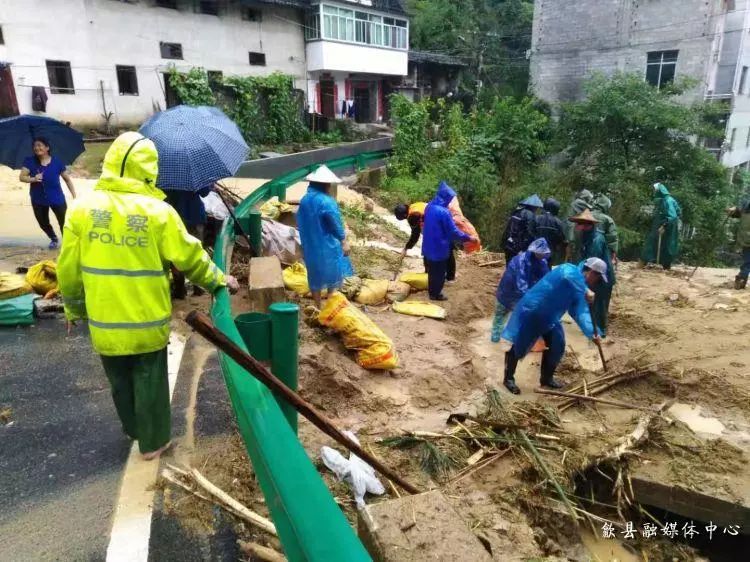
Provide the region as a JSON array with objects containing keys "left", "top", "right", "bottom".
[
  {"left": 185, "top": 310, "right": 421, "bottom": 495},
  {"left": 588, "top": 303, "right": 608, "bottom": 372},
  {"left": 534, "top": 388, "right": 655, "bottom": 412}
]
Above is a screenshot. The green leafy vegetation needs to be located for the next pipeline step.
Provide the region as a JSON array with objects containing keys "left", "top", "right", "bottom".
[{"left": 382, "top": 73, "right": 739, "bottom": 265}]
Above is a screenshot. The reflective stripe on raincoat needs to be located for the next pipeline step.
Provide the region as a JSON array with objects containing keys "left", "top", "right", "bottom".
[
  {"left": 501, "top": 263, "right": 594, "bottom": 359},
  {"left": 58, "top": 132, "right": 226, "bottom": 356}
]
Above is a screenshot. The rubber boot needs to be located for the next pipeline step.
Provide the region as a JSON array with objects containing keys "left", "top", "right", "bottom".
[
  {"left": 503, "top": 351, "right": 521, "bottom": 395},
  {"left": 539, "top": 351, "right": 564, "bottom": 389},
  {"left": 735, "top": 276, "right": 747, "bottom": 290}
]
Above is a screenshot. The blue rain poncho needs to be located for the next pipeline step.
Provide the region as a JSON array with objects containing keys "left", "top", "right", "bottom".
[
  {"left": 501, "top": 263, "right": 595, "bottom": 360},
  {"left": 297, "top": 183, "right": 348, "bottom": 292},
  {"left": 422, "top": 181, "right": 472, "bottom": 261},
  {"left": 496, "top": 238, "right": 551, "bottom": 309}
]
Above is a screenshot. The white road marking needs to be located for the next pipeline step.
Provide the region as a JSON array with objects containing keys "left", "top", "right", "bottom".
[{"left": 105, "top": 333, "right": 186, "bottom": 562}]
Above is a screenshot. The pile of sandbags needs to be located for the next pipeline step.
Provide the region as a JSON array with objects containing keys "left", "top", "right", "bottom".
[{"left": 318, "top": 292, "right": 398, "bottom": 370}]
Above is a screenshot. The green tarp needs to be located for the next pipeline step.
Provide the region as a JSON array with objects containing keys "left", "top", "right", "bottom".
[{"left": 0, "top": 294, "right": 37, "bottom": 326}]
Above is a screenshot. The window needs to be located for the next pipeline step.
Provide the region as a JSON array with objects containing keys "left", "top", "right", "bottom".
[
  {"left": 646, "top": 50, "right": 678, "bottom": 89},
  {"left": 730, "top": 127, "right": 737, "bottom": 149},
  {"left": 305, "top": 10, "right": 320, "bottom": 39},
  {"left": 207, "top": 70, "right": 223, "bottom": 89},
  {"left": 745, "top": 128, "right": 750, "bottom": 148},
  {"left": 0, "top": 25, "right": 4, "bottom": 45},
  {"left": 319, "top": 4, "right": 407, "bottom": 49},
  {"left": 198, "top": 1, "right": 218, "bottom": 15},
  {"left": 116, "top": 65, "right": 139, "bottom": 95},
  {"left": 249, "top": 52, "right": 266, "bottom": 66},
  {"left": 155, "top": 0, "right": 177, "bottom": 8},
  {"left": 46, "top": 60, "right": 74, "bottom": 94},
  {"left": 740, "top": 66, "right": 749, "bottom": 94},
  {"left": 160, "top": 42, "right": 183, "bottom": 59},
  {"left": 242, "top": 8, "right": 262, "bottom": 22}
]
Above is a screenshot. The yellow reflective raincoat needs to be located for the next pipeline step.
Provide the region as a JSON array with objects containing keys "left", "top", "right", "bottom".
[{"left": 58, "top": 132, "right": 226, "bottom": 356}]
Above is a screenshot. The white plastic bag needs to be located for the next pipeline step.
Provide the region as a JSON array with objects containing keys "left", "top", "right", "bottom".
[
  {"left": 261, "top": 219, "right": 303, "bottom": 265},
  {"left": 201, "top": 191, "right": 230, "bottom": 220},
  {"left": 321, "top": 431, "right": 385, "bottom": 509}
]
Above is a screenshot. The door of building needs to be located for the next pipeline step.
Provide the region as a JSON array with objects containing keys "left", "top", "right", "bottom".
[
  {"left": 163, "top": 73, "right": 181, "bottom": 109},
  {"left": 353, "top": 85, "right": 370, "bottom": 123},
  {"left": 320, "top": 79, "right": 335, "bottom": 119},
  {"left": 0, "top": 65, "right": 20, "bottom": 118}
]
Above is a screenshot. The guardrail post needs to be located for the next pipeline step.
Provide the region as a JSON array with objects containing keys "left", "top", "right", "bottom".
[{"left": 269, "top": 302, "right": 299, "bottom": 433}]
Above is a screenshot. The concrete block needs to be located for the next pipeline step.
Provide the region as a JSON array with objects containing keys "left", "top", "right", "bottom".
[
  {"left": 358, "top": 490, "right": 493, "bottom": 562},
  {"left": 247, "top": 256, "right": 285, "bottom": 313}
]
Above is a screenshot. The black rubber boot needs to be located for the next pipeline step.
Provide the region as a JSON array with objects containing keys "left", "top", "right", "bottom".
[
  {"left": 504, "top": 350, "right": 521, "bottom": 394},
  {"left": 540, "top": 348, "right": 564, "bottom": 389},
  {"left": 735, "top": 276, "right": 747, "bottom": 290}
]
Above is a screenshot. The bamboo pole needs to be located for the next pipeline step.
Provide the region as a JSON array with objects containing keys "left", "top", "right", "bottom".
[{"left": 534, "top": 388, "right": 656, "bottom": 412}]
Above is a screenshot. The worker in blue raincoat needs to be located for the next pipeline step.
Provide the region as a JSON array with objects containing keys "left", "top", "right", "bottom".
[
  {"left": 422, "top": 181, "right": 476, "bottom": 301},
  {"left": 297, "top": 165, "right": 351, "bottom": 308},
  {"left": 491, "top": 238, "right": 551, "bottom": 343},
  {"left": 500, "top": 258, "right": 606, "bottom": 395}
]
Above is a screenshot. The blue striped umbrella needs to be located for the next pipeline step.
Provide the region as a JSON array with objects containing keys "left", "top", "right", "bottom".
[
  {"left": 0, "top": 115, "right": 84, "bottom": 169},
  {"left": 139, "top": 105, "right": 249, "bottom": 192}
]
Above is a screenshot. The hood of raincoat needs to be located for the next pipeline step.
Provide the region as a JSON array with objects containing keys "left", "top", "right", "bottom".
[
  {"left": 577, "top": 189, "right": 594, "bottom": 205},
  {"left": 433, "top": 181, "right": 456, "bottom": 207},
  {"left": 95, "top": 132, "right": 165, "bottom": 200},
  {"left": 593, "top": 194, "right": 612, "bottom": 212},
  {"left": 653, "top": 183, "right": 670, "bottom": 197},
  {"left": 527, "top": 237, "right": 551, "bottom": 258},
  {"left": 543, "top": 197, "right": 561, "bottom": 215}
]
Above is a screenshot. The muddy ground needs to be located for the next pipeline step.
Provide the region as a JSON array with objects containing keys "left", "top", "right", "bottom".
[{"left": 154, "top": 188, "right": 750, "bottom": 561}]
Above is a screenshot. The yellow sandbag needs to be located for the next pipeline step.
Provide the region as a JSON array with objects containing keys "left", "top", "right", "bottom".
[
  {"left": 392, "top": 300, "right": 446, "bottom": 320},
  {"left": 318, "top": 292, "right": 398, "bottom": 370},
  {"left": 25, "top": 260, "right": 57, "bottom": 295},
  {"left": 387, "top": 281, "right": 411, "bottom": 302},
  {"left": 282, "top": 262, "right": 310, "bottom": 296},
  {"left": 399, "top": 272, "right": 428, "bottom": 291},
  {"left": 0, "top": 272, "right": 33, "bottom": 300},
  {"left": 259, "top": 196, "right": 294, "bottom": 221},
  {"left": 354, "top": 279, "right": 389, "bottom": 305}
]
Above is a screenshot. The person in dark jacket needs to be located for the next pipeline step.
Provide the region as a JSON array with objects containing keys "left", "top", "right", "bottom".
[
  {"left": 422, "top": 182, "right": 476, "bottom": 301},
  {"left": 570, "top": 208, "right": 615, "bottom": 338},
  {"left": 727, "top": 199, "right": 750, "bottom": 289},
  {"left": 394, "top": 201, "right": 427, "bottom": 257},
  {"left": 535, "top": 197, "right": 567, "bottom": 264},
  {"left": 491, "top": 238, "right": 551, "bottom": 343},
  {"left": 164, "top": 185, "right": 212, "bottom": 299},
  {"left": 502, "top": 194, "right": 543, "bottom": 263}
]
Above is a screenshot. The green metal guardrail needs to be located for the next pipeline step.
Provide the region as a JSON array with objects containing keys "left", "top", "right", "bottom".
[{"left": 211, "top": 151, "right": 389, "bottom": 561}]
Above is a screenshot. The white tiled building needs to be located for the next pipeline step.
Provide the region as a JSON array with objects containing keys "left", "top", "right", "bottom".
[{"left": 0, "top": 0, "right": 409, "bottom": 128}]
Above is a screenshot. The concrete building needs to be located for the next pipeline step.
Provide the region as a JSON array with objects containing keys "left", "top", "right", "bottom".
[
  {"left": 0, "top": 0, "right": 409, "bottom": 128},
  {"left": 530, "top": 0, "right": 750, "bottom": 171},
  {"left": 303, "top": 0, "right": 409, "bottom": 123}
]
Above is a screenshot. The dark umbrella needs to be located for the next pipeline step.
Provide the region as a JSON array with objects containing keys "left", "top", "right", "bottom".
[
  {"left": 0, "top": 115, "right": 85, "bottom": 169},
  {"left": 139, "top": 105, "right": 249, "bottom": 192}
]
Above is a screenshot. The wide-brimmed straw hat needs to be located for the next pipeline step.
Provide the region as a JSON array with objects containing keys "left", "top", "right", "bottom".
[
  {"left": 568, "top": 208, "right": 600, "bottom": 223},
  {"left": 306, "top": 165, "right": 342, "bottom": 184}
]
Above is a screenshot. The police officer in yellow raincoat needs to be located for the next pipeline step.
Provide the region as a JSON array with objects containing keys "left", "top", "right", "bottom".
[{"left": 58, "top": 132, "right": 239, "bottom": 460}]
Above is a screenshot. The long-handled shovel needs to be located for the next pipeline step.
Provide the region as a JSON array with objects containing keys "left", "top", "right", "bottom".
[
  {"left": 656, "top": 228, "right": 664, "bottom": 266},
  {"left": 185, "top": 310, "right": 421, "bottom": 495},
  {"left": 392, "top": 253, "right": 405, "bottom": 281},
  {"left": 588, "top": 303, "right": 608, "bottom": 373}
]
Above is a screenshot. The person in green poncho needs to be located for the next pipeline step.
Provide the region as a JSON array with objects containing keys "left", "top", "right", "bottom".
[
  {"left": 642, "top": 183, "right": 681, "bottom": 269},
  {"left": 591, "top": 194, "right": 619, "bottom": 265},
  {"left": 564, "top": 189, "right": 594, "bottom": 261},
  {"left": 570, "top": 208, "right": 615, "bottom": 338}
]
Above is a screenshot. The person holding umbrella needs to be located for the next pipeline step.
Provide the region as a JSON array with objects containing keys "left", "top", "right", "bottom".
[
  {"left": 58, "top": 132, "right": 240, "bottom": 461},
  {"left": 0, "top": 116, "right": 84, "bottom": 249}
]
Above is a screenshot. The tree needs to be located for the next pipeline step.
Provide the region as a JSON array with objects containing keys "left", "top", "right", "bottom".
[{"left": 406, "top": 0, "right": 534, "bottom": 97}]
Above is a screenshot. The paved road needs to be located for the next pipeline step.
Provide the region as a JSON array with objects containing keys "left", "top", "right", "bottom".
[{"left": 0, "top": 318, "right": 131, "bottom": 560}]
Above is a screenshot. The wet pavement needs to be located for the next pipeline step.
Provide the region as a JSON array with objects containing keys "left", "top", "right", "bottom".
[{"left": 0, "top": 318, "right": 130, "bottom": 560}]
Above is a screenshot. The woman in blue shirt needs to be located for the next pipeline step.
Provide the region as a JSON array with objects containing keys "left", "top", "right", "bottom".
[{"left": 19, "top": 137, "right": 77, "bottom": 249}]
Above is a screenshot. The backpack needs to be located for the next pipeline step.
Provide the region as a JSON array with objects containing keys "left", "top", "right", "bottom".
[{"left": 503, "top": 209, "right": 531, "bottom": 254}]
